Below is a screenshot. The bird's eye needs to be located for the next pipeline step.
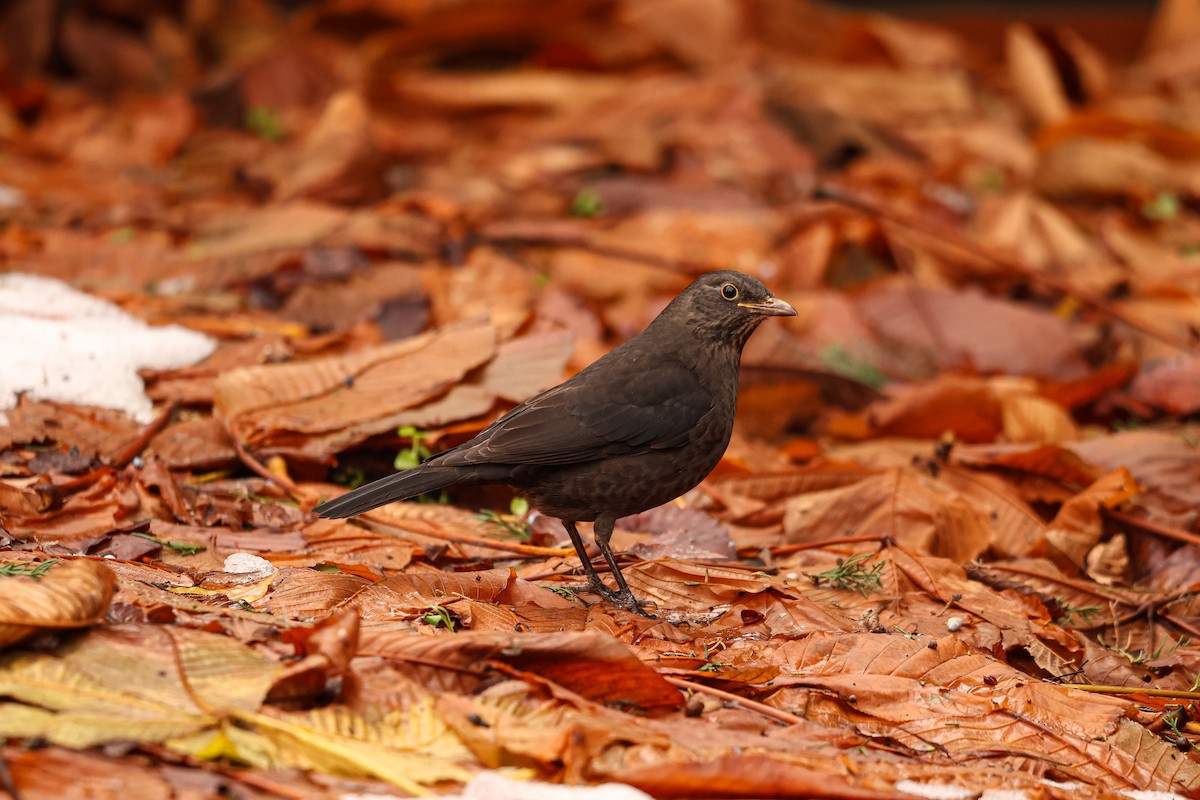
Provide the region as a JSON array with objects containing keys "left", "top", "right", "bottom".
[{"left": 721, "top": 283, "right": 739, "bottom": 300}]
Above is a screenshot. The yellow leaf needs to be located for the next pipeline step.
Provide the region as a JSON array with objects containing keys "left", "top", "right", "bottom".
[
  {"left": 167, "top": 575, "right": 274, "bottom": 604},
  {"left": 0, "top": 625, "right": 282, "bottom": 747},
  {"left": 214, "top": 703, "right": 475, "bottom": 795}
]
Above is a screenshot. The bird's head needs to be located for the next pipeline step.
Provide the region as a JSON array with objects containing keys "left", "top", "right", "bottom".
[{"left": 661, "top": 270, "right": 796, "bottom": 347}]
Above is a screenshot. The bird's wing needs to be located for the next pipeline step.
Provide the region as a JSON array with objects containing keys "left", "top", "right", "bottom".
[{"left": 433, "top": 359, "right": 711, "bottom": 467}]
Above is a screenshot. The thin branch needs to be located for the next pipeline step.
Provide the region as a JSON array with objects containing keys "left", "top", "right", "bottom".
[
  {"left": 1061, "top": 684, "right": 1200, "bottom": 701},
  {"left": 662, "top": 676, "right": 806, "bottom": 727},
  {"left": 1103, "top": 507, "right": 1200, "bottom": 549},
  {"left": 770, "top": 535, "right": 888, "bottom": 557},
  {"left": 232, "top": 437, "right": 301, "bottom": 499}
]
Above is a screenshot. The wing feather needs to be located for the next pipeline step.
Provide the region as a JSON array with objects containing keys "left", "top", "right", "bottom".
[{"left": 433, "top": 360, "right": 709, "bottom": 467}]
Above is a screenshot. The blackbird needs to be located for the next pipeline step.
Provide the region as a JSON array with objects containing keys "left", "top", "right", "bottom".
[{"left": 314, "top": 270, "right": 796, "bottom": 615}]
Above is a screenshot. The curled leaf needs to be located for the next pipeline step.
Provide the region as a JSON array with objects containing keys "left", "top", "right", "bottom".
[{"left": 0, "top": 558, "right": 115, "bottom": 649}]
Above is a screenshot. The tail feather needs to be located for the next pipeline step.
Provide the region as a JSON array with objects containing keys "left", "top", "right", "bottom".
[{"left": 314, "top": 466, "right": 462, "bottom": 518}]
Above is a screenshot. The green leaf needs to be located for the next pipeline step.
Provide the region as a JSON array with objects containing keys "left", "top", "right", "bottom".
[
  {"left": 571, "top": 188, "right": 605, "bottom": 218},
  {"left": 245, "top": 106, "right": 284, "bottom": 142},
  {"left": 819, "top": 344, "right": 887, "bottom": 389},
  {"left": 1142, "top": 191, "right": 1180, "bottom": 222}
]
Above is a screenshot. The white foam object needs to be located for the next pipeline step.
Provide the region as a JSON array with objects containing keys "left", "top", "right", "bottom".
[
  {"left": 222, "top": 553, "right": 276, "bottom": 576},
  {"left": 0, "top": 273, "right": 215, "bottom": 423}
]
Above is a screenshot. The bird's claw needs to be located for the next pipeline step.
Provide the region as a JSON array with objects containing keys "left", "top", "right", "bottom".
[
  {"left": 568, "top": 579, "right": 657, "bottom": 618},
  {"left": 608, "top": 588, "right": 657, "bottom": 618}
]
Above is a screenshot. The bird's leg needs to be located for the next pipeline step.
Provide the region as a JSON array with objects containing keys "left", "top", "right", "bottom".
[
  {"left": 593, "top": 514, "right": 655, "bottom": 618},
  {"left": 561, "top": 520, "right": 616, "bottom": 601}
]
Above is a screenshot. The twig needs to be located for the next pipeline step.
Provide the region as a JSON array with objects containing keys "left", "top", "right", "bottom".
[
  {"left": 662, "top": 676, "right": 806, "bottom": 727},
  {"left": 363, "top": 515, "right": 573, "bottom": 558},
  {"left": 1102, "top": 507, "right": 1200, "bottom": 549},
  {"left": 1061, "top": 684, "right": 1200, "bottom": 700},
  {"left": 770, "top": 535, "right": 887, "bottom": 556},
  {"left": 1160, "top": 611, "right": 1200, "bottom": 642},
  {"left": 357, "top": 652, "right": 488, "bottom": 677},
  {"left": 996, "top": 708, "right": 1138, "bottom": 788},
  {"left": 232, "top": 437, "right": 301, "bottom": 499},
  {"left": 112, "top": 402, "right": 176, "bottom": 467}
]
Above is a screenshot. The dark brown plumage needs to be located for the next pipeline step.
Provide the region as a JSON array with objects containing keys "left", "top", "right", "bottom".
[{"left": 314, "top": 270, "right": 796, "bottom": 615}]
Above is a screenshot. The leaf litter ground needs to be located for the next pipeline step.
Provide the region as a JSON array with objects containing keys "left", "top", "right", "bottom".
[{"left": 2, "top": 1, "right": 1200, "bottom": 798}]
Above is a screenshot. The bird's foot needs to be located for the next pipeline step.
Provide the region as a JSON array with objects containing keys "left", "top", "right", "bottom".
[
  {"left": 563, "top": 577, "right": 619, "bottom": 602},
  {"left": 564, "top": 580, "right": 656, "bottom": 618},
  {"left": 606, "top": 587, "right": 657, "bottom": 619}
]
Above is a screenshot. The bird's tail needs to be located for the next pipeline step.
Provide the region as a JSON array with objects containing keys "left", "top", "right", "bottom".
[{"left": 313, "top": 466, "right": 463, "bottom": 519}]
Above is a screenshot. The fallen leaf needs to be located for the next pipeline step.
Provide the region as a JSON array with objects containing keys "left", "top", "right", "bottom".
[{"left": 0, "top": 557, "right": 115, "bottom": 648}]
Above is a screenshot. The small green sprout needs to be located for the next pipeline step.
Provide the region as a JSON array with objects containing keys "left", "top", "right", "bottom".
[
  {"left": 0, "top": 559, "right": 60, "bottom": 579},
  {"left": 132, "top": 532, "right": 206, "bottom": 556},
  {"left": 245, "top": 106, "right": 284, "bottom": 142},
  {"left": 571, "top": 188, "right": 605, "bottom": 218},
  {"left": 421, "top": 604, "right": 458, "bottom": 632},
  {"left": 806, "top": 552, "right": 884, "bottom": 597}
]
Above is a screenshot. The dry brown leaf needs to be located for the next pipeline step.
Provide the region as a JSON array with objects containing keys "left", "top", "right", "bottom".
[
  {"left": 974, "top": 193, "right": 1115, "bottom": 287},
  {"left": 617, "top": 754, "right": 892, "bottom": 800},
  {"left": 424, "top": 249, "right": 534, "bottom": 339},
  {"left": 620, "top": 0, "right": 744, "bottom": 69},
  {"left": 883, "top": 548, "right": 1080, "bottom": 652},
  {"left": 280, "top": 261, "right": 424, "bottom": 333},
  {"left": 622, "top": 558, "right": 773, "bottom": 614},
  {"left": 0, "top": 398, "right": 146, "bottom": 465},
  {"left": 858, "top": 376, "right": 1004, "bottom": 443},
  {"left": 390, "top": 70, "right": 625, "bottom": 112},
  {"left": 992, "top": 377, "right": 1079, "bottom": 444},
  {"left": 361, "top": 629, "right": 683, "bottom": 711},
  {"left": 1142, "top": 0, "right": 1200, "bottom": 55},
  {"left": 262, "top": 568, "right": 373, "bottom": 621},
  {"left": 932, "top": 466, "right": 1048, "bottom": 558},
  {"left": 32, "top": 92, "right": 195, "bottom": 169},
  {"left": 856, "top": 285, "right": 1089, "bottom": 380},
  {"left": 1006, "top": 24, "right": 1070, "bottom": 126},
  {"left": 1044, "top": 468, "right": 1141, "bottom": 571},
  {"left": 187, "top": 203, "right": 349, "bottom": 262},
  {"left": 1125, "top": 355, "right": 1200, "bottom": 414},
  {"left": 4, "top": 0, "right": 1200, "bottom": 794},
  {"left": 1036, "top": 138, "right": 1200, "bottom": 199},
  {"left": 147, "top": 417, "right": 239, "bottom": 471},
  {"left": 863, "top": 15, "right": 965, "bottom": 70},
  {"left": 589, "top": 208, "right": 784, "bottom": 277},
  {"left": 215, "top": 320, "right": 496, "bottom": 453},
  {"left": 1069, "top": 430, "right": 1200, "bottom": 511},
  {"left": 0, "top": 557, "right": 115, "bottom": 648},
  {"left": 4, "top": 747, "right": 179, "bottom": 800},
  {"left": 348, "top": 568, "right": 515, "bottom": 620},
  {"left": 1, "top": 473, "right": 124, "bottom": 547},
  {"left": 764, "top": 59, "right": 973, "bottom": 127},
  {"left": 782, "top": 467, "right": 992, "bottom": 562},
  {"left": 274, "top": 91, "right": 386, "bottom": 204},
  {"left": 262, "top": 517, "right": 417, "bottom": 572},
  {"left": 764, "top": 631, "right": 1172, "bottom": 788}
]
